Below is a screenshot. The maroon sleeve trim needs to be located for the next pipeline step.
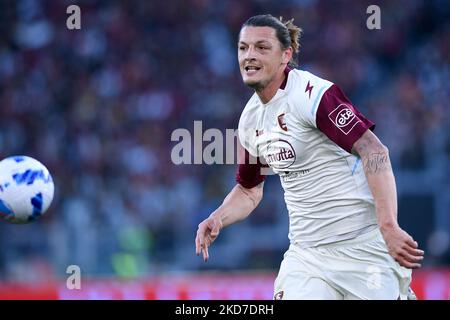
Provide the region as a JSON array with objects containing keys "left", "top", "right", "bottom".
[
  {"left": 235, "top": 144, "right": 266, "bottom": 189},
  {"left": 315, "top": 84, "right": 375, "bottom": 153}
]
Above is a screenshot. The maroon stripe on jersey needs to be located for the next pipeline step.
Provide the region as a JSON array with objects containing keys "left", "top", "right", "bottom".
[
  {"left": 316, "top": 84, "right": 375, "bottom": 153},
  {"left": 235, "top": 144, "right": 266, "bottom": 189}
]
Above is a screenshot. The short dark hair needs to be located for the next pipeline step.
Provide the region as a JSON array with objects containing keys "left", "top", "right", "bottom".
[{"left": 241, "top": 14, "right": 302, "bottom": 68}]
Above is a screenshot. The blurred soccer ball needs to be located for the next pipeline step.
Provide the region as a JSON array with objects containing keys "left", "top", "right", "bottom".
[{"left": 0, "top": 156, "right": 54, "bottom": 224}]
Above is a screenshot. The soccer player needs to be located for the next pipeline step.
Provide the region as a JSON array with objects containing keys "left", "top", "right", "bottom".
[{"left": 195, "top": 14, "right": 424, "bottom": 299}]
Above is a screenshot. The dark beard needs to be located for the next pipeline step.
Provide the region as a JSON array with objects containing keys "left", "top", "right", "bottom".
[{"left": 245, "top": 81, "right": 265, "bottom": 92}]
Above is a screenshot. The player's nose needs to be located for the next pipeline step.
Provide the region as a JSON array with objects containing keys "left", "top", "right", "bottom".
[{"left": 243, "top": 46, "right": 257, "bottom": 60}]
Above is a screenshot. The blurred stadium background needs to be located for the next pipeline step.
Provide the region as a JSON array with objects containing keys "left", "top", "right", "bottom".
[{"left": 0, "top": 0, "right": 449, "bottom": 299}]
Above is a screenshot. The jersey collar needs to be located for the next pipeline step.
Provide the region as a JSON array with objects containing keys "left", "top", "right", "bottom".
[
  {"left": 255, "top": 66, "right": 292, "bottom": 106},
  {"left": 280, "top": 66, "right": 292, "bottom": 90}
]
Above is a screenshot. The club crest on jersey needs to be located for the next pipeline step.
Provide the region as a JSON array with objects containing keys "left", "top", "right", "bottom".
[
  {"left": 277, "top": 113, "right": 288, "bottom": 131},
  {"left": 328, "top": 104, "right": 362, "bottom": 135},
  {"left": 264, "top": 139, "right": 296, "bottom": 169}
]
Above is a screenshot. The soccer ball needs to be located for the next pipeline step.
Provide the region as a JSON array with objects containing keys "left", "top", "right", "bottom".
[{"left": 0, "top": 156, "right": 54, "bottom": 224}]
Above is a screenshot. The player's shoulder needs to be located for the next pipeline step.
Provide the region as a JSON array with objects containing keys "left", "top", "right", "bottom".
[
  {"left": 287, "top": 68, "right": 334, "bottom": 96},
  {"left": 286, "top": 69, "right": 334, "bottom": 117}
]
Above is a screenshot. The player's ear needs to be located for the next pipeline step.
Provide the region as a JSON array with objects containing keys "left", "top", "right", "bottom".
[{"left": 282, "top": 47, "right": 293, "bottom": 65}]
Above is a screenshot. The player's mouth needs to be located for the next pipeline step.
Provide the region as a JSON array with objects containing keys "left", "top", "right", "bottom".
[{"left": 244, "top": 65, "right": 262, "bottom": 76}]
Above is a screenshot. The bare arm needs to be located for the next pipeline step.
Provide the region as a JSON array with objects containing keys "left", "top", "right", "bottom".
[
  {"left": 352, "top": 130, "right": 424, "bottom": 269},
  {"left": 195, "top": 182, "right": 264, "bottom": 261}
]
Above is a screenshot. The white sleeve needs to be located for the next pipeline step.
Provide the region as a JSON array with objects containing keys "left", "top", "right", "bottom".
[
  {"left": 238, "top": 105, "right": 259, "bottom": 157},
  {"left": 291, "top": 72, "right": 333, "bottom": 128}
]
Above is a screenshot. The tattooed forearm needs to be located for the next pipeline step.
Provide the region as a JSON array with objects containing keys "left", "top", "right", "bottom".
[
  {"left": 353, "top": 130, "right": 393, "bottom": 175},
  {"left": 363, "top": 151, "right": 391, "bottom": 174}
]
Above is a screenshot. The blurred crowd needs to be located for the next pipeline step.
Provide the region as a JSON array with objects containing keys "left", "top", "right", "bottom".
[{"left": 0, "top": 0, "right": 449, "bottom": 281}]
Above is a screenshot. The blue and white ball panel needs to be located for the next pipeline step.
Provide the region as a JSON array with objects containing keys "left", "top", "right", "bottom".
[
  {"left": 0, "top": 199, "right": 13, "bottom": 218},
  {"left": 0, "top": 156, "right": 54, "bottom": 224}
]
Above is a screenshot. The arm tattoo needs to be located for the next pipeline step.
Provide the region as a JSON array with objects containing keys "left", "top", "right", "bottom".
[{"left": 363, "top": 151, "right": 391, "bottom": 174}]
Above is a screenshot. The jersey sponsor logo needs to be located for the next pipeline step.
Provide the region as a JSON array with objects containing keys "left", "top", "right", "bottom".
[
  {"left": 336, "top": 108, "right": 355, "bottom": 127},
  {"left": 328, "top": 103, "right": 362, "bottom": 135},
  {"left": 264, "top": 139, "right": 296, "bottom": 169},
  {"left": 281, "top": 169, "right": 311, "bottom": 182},
  {"left": 277, "top": 113, "right": 288, "bottom": 131}
]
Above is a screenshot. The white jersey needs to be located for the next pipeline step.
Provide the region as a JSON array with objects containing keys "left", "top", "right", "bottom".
[{"left": 237, "top": 68, "right": 378, "bottom": 248}]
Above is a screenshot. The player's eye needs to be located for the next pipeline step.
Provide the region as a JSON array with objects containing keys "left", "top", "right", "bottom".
[{"left": 239, "top": 46, "right": 247, "bottom": 51}]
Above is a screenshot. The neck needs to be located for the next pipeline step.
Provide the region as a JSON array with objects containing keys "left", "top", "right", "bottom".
[{"left": 256, "top": 67, "right": 287, "bottom": 104}]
